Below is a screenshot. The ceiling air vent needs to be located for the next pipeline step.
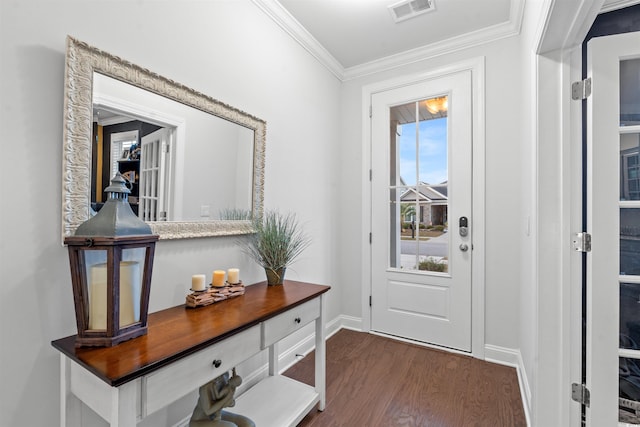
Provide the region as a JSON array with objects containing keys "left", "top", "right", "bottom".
[{"left": 388, "top": 0, "right": 435, "bottom": 23}]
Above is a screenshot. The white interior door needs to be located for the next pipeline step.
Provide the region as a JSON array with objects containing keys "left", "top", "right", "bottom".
[
  {"left": 140, "top": 128, "right": 170, "bottom": 222},
  {"left": 370, "top": 70, "right": 473, "bottom": 351},
  {"left": 586, "top": 30, "right": 640, "bottom": 426}
]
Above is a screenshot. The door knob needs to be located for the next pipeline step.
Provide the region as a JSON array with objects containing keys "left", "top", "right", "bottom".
[{"left": 459, "top": 243, "right": 469, "bottom": 252}]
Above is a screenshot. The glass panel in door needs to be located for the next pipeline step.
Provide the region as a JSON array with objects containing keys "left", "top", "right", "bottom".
[
  {"left": 620, "top": 271, "right": 640, "bottom": 419},
  {"left": 389, "top": 97, "right": 449, "bottom": 273},
  {"left": 618, "top": 58, "right": 640, "bottom": 425},
  {"left": 620, "top": 132, "right": 640, "bottom": 202},
  {"left": 621, "top": 207, "right": 640, "bottom": 276}
]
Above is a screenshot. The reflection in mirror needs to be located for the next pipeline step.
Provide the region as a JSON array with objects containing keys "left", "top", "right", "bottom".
[
  {"left": 62, "top": 36, "right": 265, "bottom": 240},
  {"left": 92, "top": 73, "right": 255, "bottom": 222}
]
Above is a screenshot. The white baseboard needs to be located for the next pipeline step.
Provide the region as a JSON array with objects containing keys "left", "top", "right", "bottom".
[
  {"left": 172, "top": 416, "right": 190, "bottom": 427},
  {"left": 276, "top": 314, "right": 361, "bottom": 373},
  {"left": 336, "top": 314, "right": 362, "bottom": 332},
  {"left": 485, "top": 344, "right": 532, "bottom": 427}
]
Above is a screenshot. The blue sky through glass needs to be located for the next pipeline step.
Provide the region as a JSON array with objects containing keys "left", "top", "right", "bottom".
[{"left": 398, "top": 117, "right": 448, "bottom": 186}]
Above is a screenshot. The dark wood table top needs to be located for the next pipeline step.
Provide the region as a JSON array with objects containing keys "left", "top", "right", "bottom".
[{"left": 52, "top": 280, "right": 330, "bottom": 387}]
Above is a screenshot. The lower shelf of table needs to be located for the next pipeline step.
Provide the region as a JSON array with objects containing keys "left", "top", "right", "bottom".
[{"left": 232, "top": 375, "right": 319, "bottom": 427}]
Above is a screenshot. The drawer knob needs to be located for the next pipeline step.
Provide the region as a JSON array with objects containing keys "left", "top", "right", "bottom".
[
  {"left": 212, "top": 359, "right": 222, "bottom": 368},
  {"left": 294, "top": 317, "right": 301, "bottom": 324}
]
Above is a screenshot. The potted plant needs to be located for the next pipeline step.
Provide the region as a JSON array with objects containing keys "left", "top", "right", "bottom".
[{"left": 239, "top": 211, "right": 311, "bottom": 285}]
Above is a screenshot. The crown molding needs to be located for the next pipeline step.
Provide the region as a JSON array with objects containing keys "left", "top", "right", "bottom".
[
  {"left": 343, "top": 0, "right": 524, "bottom": 80},
  {"left": 600, "top": 0, "right": 640, "bottom": 13},
  {"left": 251, "top": 0, "right": 345, "bottom": 80},
  {"left": 253, "top": 0, "right": 524, "bottom": 82}
]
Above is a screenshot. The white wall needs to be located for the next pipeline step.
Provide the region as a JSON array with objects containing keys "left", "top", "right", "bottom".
[
  {"left": 517, "top": 0, "right": 549, "bottom": 421},
  {"left": 0, "top": 1, "right": 341, "bottom": 426}
]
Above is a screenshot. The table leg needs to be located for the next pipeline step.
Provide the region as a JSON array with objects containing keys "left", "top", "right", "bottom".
[
  {"left": 315, "top": 294, "right": 326, "bottom": 411},
  {"left": 268, "top": 342, "right": 279, "bottom": 376},
  {"left": 60, "top": 354, "right": 68, "bottom": 427},
  {"left": 111, "top": 380, "right": 138, "bottom": 427}
]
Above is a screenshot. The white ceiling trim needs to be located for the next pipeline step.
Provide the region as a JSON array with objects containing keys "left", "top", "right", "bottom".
[
  {"left": 535, "top": 0, "right": 639, "bottom": 54},
  {"left": 600, "top": 0, "right": 640, "bottom": 12},
  {"left": 251, "top": 0, "right": 345, "bottom": 80},
  {"left": 535, "top": 0, "right": 618, "bottom": 54},
  {"left": 253, "top": 0, "right": 524, "bottom": 82},
  {"left": 344, "top": 0, "right": 524, "bottom": 80}
]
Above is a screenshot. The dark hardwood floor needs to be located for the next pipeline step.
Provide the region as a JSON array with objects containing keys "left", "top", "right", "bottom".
[{"left": 283, "top": 329, "right": 526, "bottom": 427}]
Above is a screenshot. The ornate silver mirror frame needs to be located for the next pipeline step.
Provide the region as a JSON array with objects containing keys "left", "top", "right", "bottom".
[{"left": 61, "top": 36, "right": 265, "bottom": 240}]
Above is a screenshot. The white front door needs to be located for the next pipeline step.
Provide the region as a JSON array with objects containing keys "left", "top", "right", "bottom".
[
  {"left": 586, "top": 30, "right": 640, "bottom": 426},
  {"left": 370, "top": 70, "right": 473, "bottom": 351}
]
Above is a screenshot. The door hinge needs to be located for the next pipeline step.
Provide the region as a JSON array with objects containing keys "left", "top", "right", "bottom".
[
  {"left": 369, "top": 169, "right": 372, "bottom": 181},
  {"left": 571, "top": 383, "right": 590, "bottom": 407},
  {"left": 369, "top": 105, "right": 372, "bottom": 118},
  {"left": 369, "top": 295, "right": 372, "bottom": 307},
  {"left": 369, "top": 232, "right": 372, "bottom": 244},
  {"left": 573, "top": 232, "right": 592, "bottom": 252},
  {"left": 572, "top": 78, "right": 591, "bottom": 100}
]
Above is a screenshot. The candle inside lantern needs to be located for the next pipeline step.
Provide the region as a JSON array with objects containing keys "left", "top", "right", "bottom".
[
  {"left": 212, "top": 270, "right": 226, "bottom": 287},
  {"left": 227, "top": 268, "right": 240, "bottom": 284},
  {"left": 88, "top": 262, "right": 139, "bottom": 330},
  {"left": 192, "top": 274, "right": 206, "bottom": 291}
]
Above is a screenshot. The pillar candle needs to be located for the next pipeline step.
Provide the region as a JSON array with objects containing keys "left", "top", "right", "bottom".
[
  {"left": 227, "top": 268, "right": 239, "bottom": 284},
  {"left": 88, "top": 262, "right": 139, "bottom": 330},
  {"left": 212, "top": 270, "right": 226, "bottom": 287},
  {"left": 192, "top": 274, "right": 206, "bottom": 291}
]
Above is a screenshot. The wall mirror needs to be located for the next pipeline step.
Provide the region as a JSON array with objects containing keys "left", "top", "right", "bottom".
[{"left": 62, "top": 36, "right": 265, "bottom": 240}]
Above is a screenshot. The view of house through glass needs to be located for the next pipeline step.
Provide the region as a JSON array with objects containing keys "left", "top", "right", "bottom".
[{"left": 389, "top": 95, "right": 449, "bottom": 272}]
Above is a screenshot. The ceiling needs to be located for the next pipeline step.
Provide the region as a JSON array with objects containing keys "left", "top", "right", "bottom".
[
  {"left": 256, "top": 0, "right": 636, "bottom": 80},
  {"left": 256, "top": 0, "right": 520, "bottom": 79},
  {"left": 277, "top": 0, "right": 512, "bottom": 69}
]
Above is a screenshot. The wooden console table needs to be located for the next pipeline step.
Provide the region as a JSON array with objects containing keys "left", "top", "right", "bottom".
[{"left": 52, "top": 280, "right": 330, "bottom": 427}]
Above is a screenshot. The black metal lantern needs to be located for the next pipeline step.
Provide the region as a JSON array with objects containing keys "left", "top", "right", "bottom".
[{"left": 64, "top": 173, "right": 159, "bottom": 347}]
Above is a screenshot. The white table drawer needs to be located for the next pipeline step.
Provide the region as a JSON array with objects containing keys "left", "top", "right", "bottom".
[
  {"left": 262, "top": 298, "right": 320, "bottom": 349},
  {"left": 144, "top": 324, "right": 260, "bottom": 416}
]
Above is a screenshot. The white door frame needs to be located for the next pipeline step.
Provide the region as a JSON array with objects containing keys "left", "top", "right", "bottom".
[
  {"left": 361, "top": 56, "right": 486, "bottom": 359},
  {"left": 533, "top": 44, "right": 585, "bottom": 427},
  {"left": 93, "top": 93, "right": 185, "bottom": 220}
]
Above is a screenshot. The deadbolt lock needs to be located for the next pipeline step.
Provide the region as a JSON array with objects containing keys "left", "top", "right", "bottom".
[{"left": 459, "top": 216, "right": 469, "bottom": 237}]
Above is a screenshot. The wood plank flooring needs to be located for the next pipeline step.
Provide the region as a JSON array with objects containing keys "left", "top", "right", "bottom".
[{"left": 283, "top": 329, "right": 526, "bottom": 427}]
